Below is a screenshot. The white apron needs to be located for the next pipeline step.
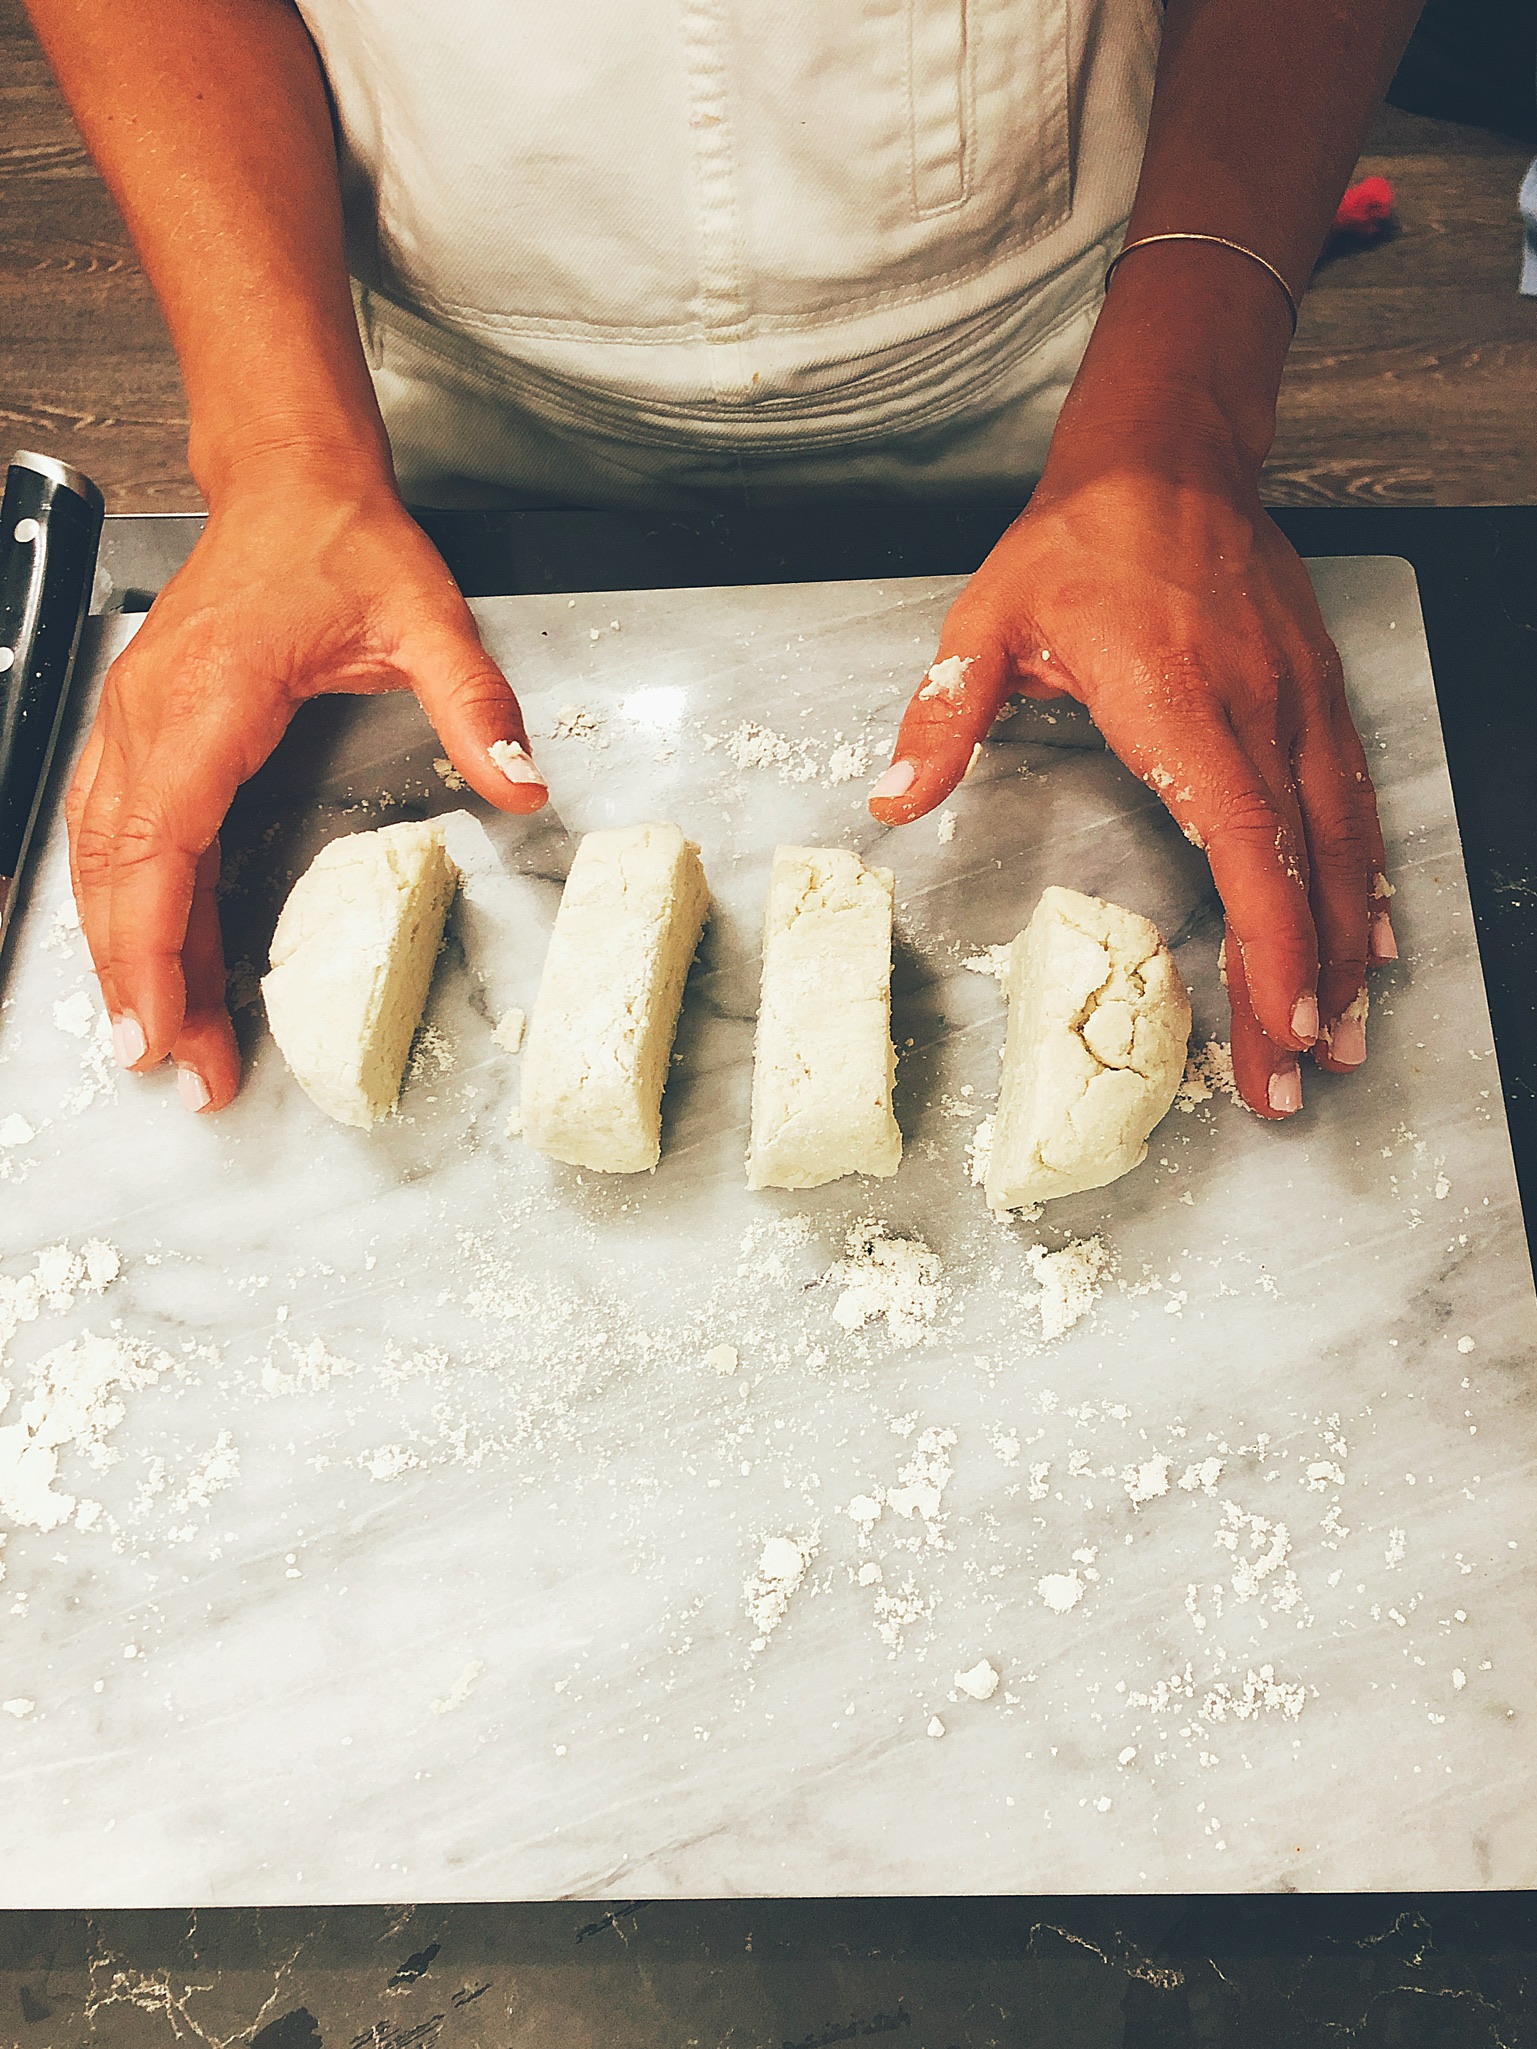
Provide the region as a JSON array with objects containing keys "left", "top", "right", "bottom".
[{"left": 295, "top": 0, "right": 1161, "bottom": 505}]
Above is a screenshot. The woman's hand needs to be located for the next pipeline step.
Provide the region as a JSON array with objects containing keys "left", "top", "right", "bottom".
[
  {"left": 67, "top": 462, "right": 547, "bottom": 1114},
  {"left": 868, "top": 433, "right": 1395, "bottom": 1119}
]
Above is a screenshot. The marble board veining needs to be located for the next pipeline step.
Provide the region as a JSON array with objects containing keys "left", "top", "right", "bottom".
[{"left": 0, "top": 559, "right": 1533, "bottom": 1905}]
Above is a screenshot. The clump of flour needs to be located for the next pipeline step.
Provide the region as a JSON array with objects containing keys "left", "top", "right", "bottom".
[
  {"left": 825, "top": 739, "right": 872, "bottom": 784},
  {"left": 1027, "top": 1236, "right": 1111, "bottom": 1343},
  {"left": 493, "top": 1008, "right": 527, "bottom": 1054},
  {"left": 827, "top": 1222, "right": 945, "bottom": 1349},
  {"left": 746, "top": 1533, "right": 817, "bottom": 1647},
  {"left": 962, "top": 944, "right": 1012, "bottom": 983}
]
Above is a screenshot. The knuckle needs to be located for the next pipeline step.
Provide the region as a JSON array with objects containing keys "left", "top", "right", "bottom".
[
  {"left": 1205, "top": 784, "right": 1282, "bottom": 850},
  {"left": 440, "top": 665, "right": 516, "bottom": 719},
  {"left": 1308, "top": 810, "right": 1369, "bottom": 874}
]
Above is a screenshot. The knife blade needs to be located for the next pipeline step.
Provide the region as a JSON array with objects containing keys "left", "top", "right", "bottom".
[{"left": 0, "top": 450, "right": 105, "bottom": 965}]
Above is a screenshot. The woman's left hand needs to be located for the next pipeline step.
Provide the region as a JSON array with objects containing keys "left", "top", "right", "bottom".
[{"left": 868, "top": 435, "right": 1396, "bottom": 1119}]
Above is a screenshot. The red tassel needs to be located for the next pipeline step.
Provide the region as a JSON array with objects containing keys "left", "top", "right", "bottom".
[{"left": 1332, "top": 174, "right": 1395, "bottom": 240}]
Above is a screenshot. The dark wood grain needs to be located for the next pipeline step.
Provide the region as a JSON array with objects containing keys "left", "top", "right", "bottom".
[{"left": 2, "top": 3, "right": 1534, "bottom": 512}]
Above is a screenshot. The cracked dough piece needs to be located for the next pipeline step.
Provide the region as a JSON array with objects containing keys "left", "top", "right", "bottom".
[
  {"left": 262, "top": 819, "right": 459, "bottom": 1128},
  {"left": 746, "top": 846, "right": 902, "bottom": 1191},
  {"left": 518, "top": 822, "right": 709, "bottom": 1173},
  {"left": 985, "top": 885, "right": 1191, "bottom": 1210}
]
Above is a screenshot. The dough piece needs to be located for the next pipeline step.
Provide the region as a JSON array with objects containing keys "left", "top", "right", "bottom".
[
  {"left": 518, "top": 822, "right": 709, "bottom": 1173},
  {"left": 746, "top": 846, "right": 902, "bottom": 1191},
  {"left": 262, "top": 819, "right": 459, "bottom": 1128},
  {"left": 985, "top": 886, "right": 1191, "bottom": 1210}
]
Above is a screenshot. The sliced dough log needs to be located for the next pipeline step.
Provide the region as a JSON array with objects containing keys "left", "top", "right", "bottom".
[
  {"left": 746, "top": 845, "right": 902, "bottom": 1191},
  {"left": 518, "top": 822, "right": 709, "bottom": 1173},
  {"left": 262, "top": 819, "right": 459, "bottom": 1128},
  {"left": 985, "top": 885, "right": 1190, "bottom": 1210}
]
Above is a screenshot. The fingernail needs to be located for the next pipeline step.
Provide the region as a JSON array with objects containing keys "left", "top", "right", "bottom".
[
  {"left": 1371, "top": 910, "right": 1398, "bottom": 962},
  {"left": 1268, "top": 1064, "right": 1303, "bottom": 1116},
  {"left": 111, "top": 1014, "right": 147, "bottom": 1069},
  {"left": 177, "top": 1065, "right": 210, "bottom": 1113},
  {"left": 487, "top": 739, "right": 547, "bottom": 789},
  {"left": 1290, "top": 994, "right": 1320, "bottom": 1044},
  {"left": 869, "top": 759, "right": 917, "bottom": 802},
  {"left": 1327, "top": 1013, "right": 1368, "bottom": 1067}
]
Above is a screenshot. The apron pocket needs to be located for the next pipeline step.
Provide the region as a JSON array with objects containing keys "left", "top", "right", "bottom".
[{"left": 908, "top": 0, "right": 973, "bottom": 217}]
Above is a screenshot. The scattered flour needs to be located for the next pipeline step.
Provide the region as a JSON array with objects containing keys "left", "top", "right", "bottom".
[
  {"left": 3, "top": 1698, "right": 35, "bottom": 1719},
  {"left": 936, "top": 810, "right": 957, "bottom": 844},
  {"left": 41, "top": 896, "right": 82, "bottom": 959},
  {"left": 844, "top": 1426, "right": 957, "bottom": 1551},
  {"left": 704, "top": 1344, "right": 739, "bottom": 1376},
  {"left": 707, "top": 721, "right": 818, "bottom": 783},
  {"left": 1027, "top": 1237, "right": 1111, "bottom": 1343},
  {"left": 0, "top": 1115, "right": 35, "bottom": 1148},
  {"left": 872, "top": 1574, "right": 934, "bottom": 1651},
  {"left": 1217, "top": 1503, "right": 1300, "bottom": 1611},
  {"left": 1201, "top": 1665, "right": 1307, "bottom": 1724},
  {"left": 259, "top": 1338, "right": 360, "bottom": 1398},
  {"left": 825, "top": 739, "right": 872, "bottom": 785},
  {"left": 493, "top": 1007, "right": 527, "bottom": 1054},
  {"left": 966, "top": 1119, "right": 993, "bottom": 1189},
  {"left": 0, "top": 1330, "right": 172, "bottom": 1536},
  {"left": 747, "top": 1533, "right": 816, "bottom": 1644},
  {"left": 60, "top": 1011, "right": 118, "bottom": 1115},
  {"left": 552, "top": 705, "right": 607, "bottom": 745},
  {"left": 1175, "top": 1041, "right": 1241, "bottom": 1112},
  {"left": 885, "top": 1427, "right": 957, "bottom": 1544},
  {"left": 361, "top": 1444, "right": 423, "bottom": 1482},
  {"left": 1126, "top": 1657, "right": 1317, "bottom": 1729},
  {"left": 827, "top": 1222, "right": 944, "bottom": 1350},
  {"left": 927, "top": 1715, "right": 946, "bottom": 1738}
]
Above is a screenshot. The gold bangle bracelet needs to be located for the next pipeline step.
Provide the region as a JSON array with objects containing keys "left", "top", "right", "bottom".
[{"left": 1104, "top": 232, "right": 1300, "bottom": 335}]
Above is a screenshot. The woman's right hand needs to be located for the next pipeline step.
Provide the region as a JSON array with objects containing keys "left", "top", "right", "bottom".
[{"left": 67, "top": 459, "right": 548, "bottom": 1115}]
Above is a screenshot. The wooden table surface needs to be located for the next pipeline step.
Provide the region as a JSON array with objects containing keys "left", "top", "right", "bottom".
[{"left": 3, "top": 0, "right": 1537, "bottom": 513}]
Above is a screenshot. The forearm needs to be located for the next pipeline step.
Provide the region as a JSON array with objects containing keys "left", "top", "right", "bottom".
[
  {"left": 1053, "top": 0, "right": 1423, "bottom": 477},
  {"left": 24, "top": 0, "right": 390, "bottom": 502}
]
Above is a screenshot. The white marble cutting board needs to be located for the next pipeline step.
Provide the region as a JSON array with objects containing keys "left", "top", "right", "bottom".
[{"left": 0, "top": 559, "right": 1533, "bottom": 1905}]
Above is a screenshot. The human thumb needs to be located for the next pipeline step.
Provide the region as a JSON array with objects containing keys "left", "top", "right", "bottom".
[{"left": 402, "top": 620, "right": 548, "bottom": 815}]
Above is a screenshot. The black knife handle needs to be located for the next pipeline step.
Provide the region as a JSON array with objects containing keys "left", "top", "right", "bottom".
[{"left": 0, "top": 451, "right": 105, "bottom": 919}]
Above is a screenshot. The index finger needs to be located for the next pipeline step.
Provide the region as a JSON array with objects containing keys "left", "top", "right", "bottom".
[
  {"left": 1091, "top": 693, "right": 1321, "bottom": 1054},
  {"left": 868, "top": 620, "right": 1031, "bottom": 825},
  {"left": 79, "top": 694, "right": 282, "bottom": 1071}
]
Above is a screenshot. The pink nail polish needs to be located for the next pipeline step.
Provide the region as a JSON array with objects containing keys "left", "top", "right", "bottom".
[
  {"left": 177, "top": 1066, "right": 211, "bottom": 1113},
  {"left": 1371, "top": 910, "right": 1398, "bottom": 962},
  {"left": 1290, "top": 994, "right": 1319, "bottom": 1044},
  {"left": 111, "top": 1014, "right": 147, "bottom": 1070},
  {"left": 869, "top": 759, "right": 917, "bottom": 802},
  {"left": 1268, "top": 1065, "right": 1303, "bottom": 1115},
  {"left": 488, "top": 739, "right": 547, "bottom": 788}
]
